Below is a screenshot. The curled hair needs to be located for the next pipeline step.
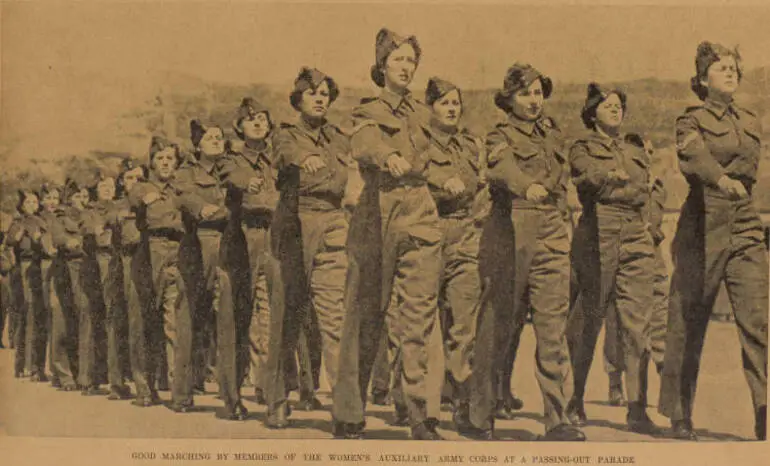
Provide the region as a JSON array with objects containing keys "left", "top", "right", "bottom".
[
  {"left": 581, "top": 87, "right": 628, "bottom": 130},
  {"left": 16, "top": 190, "right": 39, "bottom": 215},
  {"left": 290, "top": 76, "right": 340, "bottom": 112}
]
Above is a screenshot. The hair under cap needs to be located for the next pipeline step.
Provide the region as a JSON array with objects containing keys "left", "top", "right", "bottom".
[
  {"left": 289, "top": 67, "right": 340, "bottom": 111},
  {"left": 370, "top": 28, "right": 422, "bottom": 87},
  {"left": 494, "top": 63, "right": 553, "bottom": 112},
  {"left": 233, "top": 97, "right": 272, "bottom": 139},
  {"left": 425, "top": 77, "right": 460, "bottom": 107},
  {"left": 690, "top": 41, "right": 742, "bottom": 100},
  {"left": 148, "top": 135, "right": 181, "bottom": 163},
  {"left": 580, "top": 82, "right": 627, "bottom": 129}
]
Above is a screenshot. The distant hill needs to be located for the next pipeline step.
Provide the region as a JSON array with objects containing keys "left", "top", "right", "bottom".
[{"left": 1, "top": 67, "right": 768, "bottom": 213}]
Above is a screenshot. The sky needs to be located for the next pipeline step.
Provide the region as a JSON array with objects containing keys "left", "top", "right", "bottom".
[{"left": 1, "top": 1, "right": 769, "bottom": 163}]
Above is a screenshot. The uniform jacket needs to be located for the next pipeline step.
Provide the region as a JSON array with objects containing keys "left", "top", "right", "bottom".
[
  {"left": 128, "top": 174, "right": 186, "bottom": 235},
  {"left": 676, "top": 99, "right": 762, "bottom": 191},
  {"left": 486, "top": 114, "right": 568, "bottom": 209},
  {"left": 175, "top": 156, "right": 229, "bottom": 232},
  {"left": 421, "top": 123, "right": 487, "bottom": 217},
  {"left": 274, "top": 118, "right": 353, "bottom": 211},
  {"left": 349, "top": 88, "right": 433, "bottom": 183},
  {"left": 49, "top": 206, "right": 86, "bottom": 258},
  {"left": 570, "top": 131, "right": 651, "bottom": 209},
  {"left": 218, "top": 140, "right": 280, "bottom": 221},
  {"left": 6, "top": 213, "right": 56, "bottom": 261},
  {"left": 0, "top": 211, "right": 16, "bottom": 274},
  {"left": 646, "top": 177, "right": 667, "bottom": 246},
  {"left": 104, "top": 197, "right": 141, "bottom": 248}
]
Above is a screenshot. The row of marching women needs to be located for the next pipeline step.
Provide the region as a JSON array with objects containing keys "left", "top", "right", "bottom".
[{"left": 0, "top": 28, "right": 766, "bottom": 443}]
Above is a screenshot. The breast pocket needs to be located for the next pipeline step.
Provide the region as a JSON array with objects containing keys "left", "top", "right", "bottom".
[
  {"left": 699, "top": 119, "right": 734, "bottom": 151},
  {"left": 511, "top": 144, "right": 548, "bottom": 178}
]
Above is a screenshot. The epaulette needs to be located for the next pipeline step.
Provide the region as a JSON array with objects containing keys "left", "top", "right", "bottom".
[
  {"left": 338, "top": 120, "right": 377, "bottom": 137},
  {"left": 360, "top": 96, "right": 378, "bottom": 105},
  {"left": 733, "top": 104, "right": 757, "bottom": 118},
  {"left": 279, "top": 122, "right": 296, "bottom": 130},
  {"left": 683, "top": 105, "right": 705, "bottom": 115}
]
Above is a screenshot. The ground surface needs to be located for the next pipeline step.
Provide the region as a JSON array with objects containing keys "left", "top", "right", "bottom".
[{"left": 0, "top": 321, "right": 757, "bottom": 442}]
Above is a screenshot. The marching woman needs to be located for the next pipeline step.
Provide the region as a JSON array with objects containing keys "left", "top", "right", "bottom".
[
  {"left": 178, "top": 119, "right": 246, "bottom": 419},
  {"left": 419, "top": 77, "right": 488, "bottom": 430},
  {"left": 7, "top": 189, "right": 55, "bottom": 380},
  {"left": 128, "top": 136, "right": 192, "bottom": 409},
  {"left": 332, "top": 28, "right": 443, "bottom": 441},
  {"left": 659, "top": 41, "right": 767, "bottom": 441},
  {"left": 38, "top": 183, "right": 66, "bottom": 388},
  {"left": 263, "top": 67, "right": 352, "bottom": 428},
  {"left": 468, "top": 63, "right": 584, "bottom": 441},
  {"left": 564, "top": 83, "right": 659, "bottom": 435},
  {"left": 107, "top": 159, "right": 148, "bottom": 401},
  {"left": 0, "top": 211, "right": 15, "bottom": 350}
]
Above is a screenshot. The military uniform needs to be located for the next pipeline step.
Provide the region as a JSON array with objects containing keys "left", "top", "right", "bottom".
[
  {"left": 129, "top": 171, "right": 192, "bottom": 408},
  {"left": 6, "top": 212, "right": 55, "bottom": 378},
  {"left": 264, "top": 116, "right": 352, "bottom": 419},
  {"left": 176, "top": 152, "right": 244, "bottom": 415},
  {"left": 105, "top": 196, "right": 146, "bottom": 396},
  {"left": 422, "top": 122, "right": 486, "bottom": 408},
  {"left": 659, "top": 98, "right": 768, "bottom": 438},
  {"left": 333, "top": 87, "right": 442, "bottom": 434},
  {"left": 78, "top": 203, "right": 110, "bottom": 391},
  {"left": 471, "top": 111, "right": 575, "bottom": 436},
  {"left": 566, "top": 131, "right": 655, "bottom": 420},
  {"left": 49, "top": 205, "right": 85, "bottom": 389},
  {"left": 0, "top": 212, "right": 15, "bottom": 349}
]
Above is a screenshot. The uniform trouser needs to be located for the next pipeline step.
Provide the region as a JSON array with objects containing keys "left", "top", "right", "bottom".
[
  {"left": 566, "top": 206, "right": 654, "bottom": 406},
  {"left": 243, "top": 225, "right": 314, "bottom": 395},
  {"left": 102, "top": 252, "right": 131, "bottom": 390},
  {"left": 40, "top": 259, "right": 55, "bottom": 378},
  {"left": 604, "top": 245, "right": 669, "bottom": 376},
  {"left": 659, "top": 194, "right": 768, "bottom": 422},
  {"left": 11, "top": 260, "right": 45, "bottom": 376},
  {"left": 371, "top": 330, "right": 391, "bottom": 394},
  {"left": 265, "top": 208, "right": 349, "bottom": 408},
  {"left": 78, "top": 254, "right": 108, "bottom": 388},
  {"left": 438, "top": 215, "right": 482, "bottom": 403},
  {"left": 197, "top": 229, "right": 246, "bottom": 412},
  {"left": 496, "top": 317, "right": 524, "bottom": 404},
  {"left": 122, "top": 244, "right": 157, "bottom": 398},
  {"left": 0, "top": 274, "right": 10, "bottom": 346},
  {"left": 471, "top": 207, "right": 572, "bottom": 432},
  {"left": 333, "top": 183, "right": 441, "bottom": 427},
  {"left": 50, "top": 258, "right": 81, "bottom": 385},
  {"left": 148, "top": 237, "right": 194, "bottom": 406}
]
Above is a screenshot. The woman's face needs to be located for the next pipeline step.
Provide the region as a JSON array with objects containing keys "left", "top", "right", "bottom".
[
  {"left": 122, "top": 167, "right": 144, "bottom": 194},
  {"left": 21, "top": 193, "right": 40, "bottom": 215},
  {"left": 594, "top": 93, "right": 624, "bottom": 131},
  {"left": 703, "top": 55, "right": 740, "bottom": 97},
  {"left": 384, "top": 43, "right": 418, "bottom": 91},
  {"left": 152, "top": 147, "right": 178, "bottom": 181},
  {"left": 240, "top": 112, "right": 270, "bottom": 140},
  {"left": 299, "top": 80, "right": 331, "bottom": 119},
  {"left": 198, "top": 127, "right": 225, "bottom": 158},
  {"left": 41, "top": 189, "right": 61, "bottom": 212},
  {"left": 97, "top": 177, "right": 116, "bottom": 202},
  {"left": 432, "top": 89, "right": 462, "bottom": 128},
  {"left": 69, "top": 189, "right": 89, "bottom": 210},
  {"left": 510, "top": 78, "right": 545, "bottom": 121}
]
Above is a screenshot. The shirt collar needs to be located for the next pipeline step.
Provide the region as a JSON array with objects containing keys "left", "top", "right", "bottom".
[
  {"left": 148, "top": 172, "right": 176, "bottom": 190},
  {"left": 380, "top": 88, "right": 415, "bottom": 114},
  {"left": 703, "top": 98, "right": 734, "bottom": 120},
  {"left": 586, "top": 129, "right": 623, "bottom": 151},
  {"left": 196, "top": 155, "right": 218, "bottom": 175},
  {"left": 506, "top": 114, "right": 538, "bottom": 136},
  {"left": 242, "top": 140, "right": 272, "bottom": 166},
  {"left": 426, "top": 120, "right": 463, "bottom": 151},
  {"left": 297, "top": 117, "right": 331, "bottom": 146}
]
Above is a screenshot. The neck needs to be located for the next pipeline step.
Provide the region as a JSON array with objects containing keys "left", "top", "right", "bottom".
[
  {"left": 707, "top": 90, "right": 733, "bottom": 106},
  {"left": 385, "top": 81, "right": 408, "bottom": 97},
  {"left": 301, "top": 114, "right": 325, "bottom": 130},
  {"left": 595, "top": 124, "right": 620, "bottom": 139},
  {"left": 431, "top": 117, "right": 459, "bottom": 135},
  {"left": 245, "top": 138, "right": 268, "bottom": 151}
]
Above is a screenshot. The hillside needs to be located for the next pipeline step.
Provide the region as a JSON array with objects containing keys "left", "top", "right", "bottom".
[{"left": 1, "top": 67, "right": 768, "bottom": 213}]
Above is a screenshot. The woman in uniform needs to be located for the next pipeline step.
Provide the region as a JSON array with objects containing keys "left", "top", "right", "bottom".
[
  {"left": 262, "top": 67, "right": 351, "bottom": 428},
  {"left": 658, "top": 41, "right": 767, "bottom": 441},
  {"left": 468, "top": 63, "right": 585, "bottom": 441},
  {"left": 332, "top": 27, "right": 443, "bottom": 441},
  {"left": 565, "top": 83, "right": 659, "bottom": 435}
]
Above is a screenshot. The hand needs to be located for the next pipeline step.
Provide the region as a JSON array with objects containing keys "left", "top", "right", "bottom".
[
  {"left": 301, "top": 155, "right": 326, "bottom": 174},
  {"left": 607, "top": 168, "right": 630, "bottom": 184},
  {"left": 443, "top": 177, "right": 466, "bottom": 196},
  {"left": 525, "top": 183, "right": 549, "bottom": 203},
  {"left": 11, "top": 228, "right": 24, "bottom": 242},
  {"left": 142, "top": 191, "right": 161, "bottom": 205},
  {"left": 117, "top": 209, "right": 131, "bottom": 220},
  {"left": 30, "top": 229, "right": 42, "bottom": 242},
  {"left": 94, "top": 224, "right": 105, "bottom": 237},
  {"left": 247, "top": 176, "right": 264, "bottom": 194},
  {"left": 65, "top": 238, "right": 81, "bottom": 250},
  {"left": 717, "top": 175, "right": 748, "bottom": 199},
  {"left": 200, "top": 204, "right": 220, "bottom": 219},
  {"left": 385, "top": 153, "right": 412, "bottom": 178}
]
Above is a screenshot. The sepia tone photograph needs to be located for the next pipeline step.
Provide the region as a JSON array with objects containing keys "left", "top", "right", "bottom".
[{"left": 0, "top": 0, "right": 768, "bottom": 464}]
